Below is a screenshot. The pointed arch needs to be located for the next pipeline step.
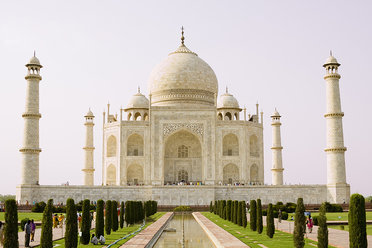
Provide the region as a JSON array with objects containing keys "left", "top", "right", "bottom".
[
  {"left": 106, "top": 164, "right": 116, "bottom": 185},
  {"left": 127, "top": 164, "right": 143, "bottom": 185},
  {"left": 107, "top": 135, "right": 117, "bottom": 157},
  {"left": 223, "top": 163, "right": 239, "bottom": 184},
  {"left": 250, "top": 135, "right": 259, "bottom": 157},
  {"left": 223, "top": 133, "right": 239, "bottom": 156},
  {"left": 250, "top": 164, "right": 258, "bottom": 182},
  {"left": 225, "top": 112, "right": 232, "bottom": 120},
  {"left": 127, "top": 134, "right": 144, "bottom": 156},
  {"left": 217, "top": 113, "right": 223, "bottom": 120},
  {"left": 143, "top": 113, "right": 149, "bottom": 121},
  {"left": 134, "top": 112, "right": 141, "bottom": 121}
]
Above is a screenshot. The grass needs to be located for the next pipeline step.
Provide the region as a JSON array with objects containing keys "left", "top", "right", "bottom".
[
  {"left": 36, "top": 212, "right": 165, "bottom": 248},
  {"left": 329, "top": 225, "right": 372, "bottom": 235},
  {"left": 0, "top": 212, "right": 44, "bottom": 221},
  {"left": 202, "top": 212, "right": 337, "bottom": 248},
  {"left": 287, "top": 212, "right": 372, "bottom": 222}
]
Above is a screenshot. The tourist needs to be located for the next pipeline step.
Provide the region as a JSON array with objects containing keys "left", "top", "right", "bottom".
[
  {"left": 306, "top": 216, "right": 313, "bottom": 233},
  {"left": 78, "top": 213, "right": 82, "bottom": 229},
  {"left": 24, "top": 220, "right": 31, "bottom": 247},
  {"left": 30, "top": 219, "right": 36, "bottom": 242},
  {"left": 99, "top": 235, "right": 106, "bottom": 245},
  {"left": 53, "top": 214, "right": 59, "bottom": 228},
  {"left": 278, "top": 209, "right": 282, "bottom": 223},
  {"left": 58, "top": 214, "right": 64, "bottom": 228},
  {"left": 91, "top": 234, "right": 98, "bottom": 245}
]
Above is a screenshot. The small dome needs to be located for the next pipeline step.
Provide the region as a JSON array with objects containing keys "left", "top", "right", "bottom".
[
  {"left": 85, "top": 109, "right": 94, "bottom": 117},
  {"left": 271, "top": 109, "right": 281, "bottom": 117},
  {"left": 26, "top": 56, "right": 42, "bottom": 67},
  {"left": 126, "top": 91, "right": 149, "bottom": 109},
  {"left": 217, "top": 90, "right": 240, "bottom": 109},
  {"left": 323, "top": 54, "right": 340, "bottom": 67}
]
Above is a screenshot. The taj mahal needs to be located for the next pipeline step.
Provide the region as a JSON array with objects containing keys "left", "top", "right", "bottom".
[{"left": 16, "top": 30, "right": 350, "bottom": 205}]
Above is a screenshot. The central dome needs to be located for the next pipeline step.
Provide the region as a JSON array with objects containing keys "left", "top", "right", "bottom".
[{"left": 148, "top": 43, "right": 218, "bottom": 106}]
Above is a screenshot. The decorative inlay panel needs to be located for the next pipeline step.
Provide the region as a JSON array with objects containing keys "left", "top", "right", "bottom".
[{"left": 163, "top": 123, "right": 203, "bottom": 139}]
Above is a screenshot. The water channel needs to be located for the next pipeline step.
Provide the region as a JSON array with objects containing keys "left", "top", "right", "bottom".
[{"left": 154, "top": 214, "right": 214, "bottom": 248}]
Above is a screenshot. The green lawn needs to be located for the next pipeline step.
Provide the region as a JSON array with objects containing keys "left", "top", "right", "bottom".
[
  {"left": 202, "top": 212, "right": 336, "bottom": 248},
  {"left": 329, "top": 225, "right": 372, "bottom": 235},
  {"left": 0, "top": 212, "right": 44, "bottom": 221},
  {"left": 37, "top": 212, "right": 165, "bottom": 248},
  {"left": 287, "top": 212, "right": 372, "bottom": 222}
]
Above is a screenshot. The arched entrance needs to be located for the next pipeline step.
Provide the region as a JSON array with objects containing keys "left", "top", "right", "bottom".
[
  {"left": 250, "top": 164, "right": 258, "bottom": 183},
  {"left": 127, "top": 164, "right": 143, "bottom": 185},
  {"left": 223, "top": 163, "right": 239, "bottom": 185},
  {"left": 106, "top": 164, "right": 116, "bottom": 185},
  {"left": 164, "top": 130, "right": 202, "bottom": 184}
]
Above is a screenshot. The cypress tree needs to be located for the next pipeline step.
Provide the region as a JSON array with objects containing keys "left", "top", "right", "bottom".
[
  {"left": 349, "top": 194, "right": 367, "bottom": 248},
  {"left": 125, "top": 201, "right": 131, "bottom": 225},
  {"left": 214, "top": 201, "right": 217, "bottom": 214},
  {"left": 266, "top": 203, "right": 275, "bottom": 238},
  {"left": 222, "top": 200, "right": 226, "bottom": 219},
  {"left": 80, "top": 199, "right": 91, "bottom": 244},
  {"left": 227, "top": 200, "right": 232, "bottom": 221},
  {"left": 293, "top": 198, "right": 306, "bottom": 248},
  {"left": 105, "top": 200, "right": 112, "bottom": 235},
  {"left": 242, "top": 201, "right": 247, "bottom": 228},
  {"left": 257, "top": 199, "right": 263, "bottom": 234},
  {"left": 120, "top": 201, "right": 125, "bottom": 228},
  {"left": 317, "top": 202, "right": 328, "bottom": 248},
  {"left": 232, "top": 201, "right": 236, "bottom": 224},
  {"left": 95, "top": 199, "right": 104, "bottom": 238},
  {"left": 3, "top": 199, "right": 18, "bottom": 248},
  {"left": 112, "top": 201, "right": 119, "bottom": 231},
  {"left": 40, "top": 199, "right": 53, "bottom": 248},
  {"left": 234, "top": 200, "right": 239, "bottom": 224},
  {"left": 237, "top": 201, "right": 242, "bottom": 226},
  {"left": 65, "top": 198, "right": 78, "bottom": 248},
  {"left": 250, "top": 200, "right": 257, "bottom": 231}
]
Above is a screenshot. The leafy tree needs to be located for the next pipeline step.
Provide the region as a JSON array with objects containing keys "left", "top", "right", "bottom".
[
  {"left": 242, "top": 201, "right": 247, "bottom": 228},
  {"left": 112, "top": 201, "right": 118, "bottom": 231},
  {"left": 317, "top": 202, "right": 328, "bottom": 248},
  {"left": 237, "top": 201, "right": 243, "bottom": 226},
  {"left": 40, "top": 199, "right": 53, "bottom": 248},
  {"left": 120, "top": 201, "right": 125, "bottom": 228},
  {"left": 80, "top": 199, "right": 91, "bottom": 244},
  {"left": 105, "top": 200, "right": 112, "bottom": 235},
  {"left": 250, "top": 200, "right": 257, "bottom": 231},
  {"left": 349, "top": 194, "right": 367, "bottom": 248},
  {"left": 3, "top": 199, "right": 18, "bottom": 248},
  {"left": 293, "top": 198, "right": 306, "bottom": 248},
  {"left": 226, "top": 200, "right": 232, "bottom": 221},
  {"left": 257, "top": 199, "right": 263, "bottom": 234},
  {"left": 95, "top": 199, "right": 104, "bottom": 238},
  {"left": 266, "top": 203, "right": 275, "bottom": 238},
  {"left": 65, "top": 198, "right": 78, "bottom": 248}
]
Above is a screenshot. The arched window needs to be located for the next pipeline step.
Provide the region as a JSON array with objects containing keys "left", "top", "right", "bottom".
[
  {"left": 223, "top": 134, "right": 239, "bottom": 156},
  {"left": 127, "top": 164, "right": 143, "bottom": 185},
  {"left": 134, "top": 112, "right": 141, "bottom": 121},
  {"left": 217, "top": 113, "right": 223, "bottom": 120},
  {"left": 178, "top": 170, "right": 188, "bottom": 182},
  {"left": 127, "top": 134, "right": 144, "bottom": 156},
  {"left": 107, "top": 136, "right": 117, "bottom": 157},
  {"left": 223, "top": 164, "right": 239, "bottom": 184},
  {"left": 250, "top": 164, "right": 258, "bottom": 182},
  {"left": 127, "top": 113, "right": 132, "bottom": 121},
  {"left": 225, "top": 112, "right": 232, "bottom": 120},
  {"left": 178, "top": 145, "right": 189, "bottom": 158},
  {"left": 106, "top": 164, "right": 116, "bottom": 185},
  {"left": 143, "top": 113, "right": 149, "bottom": 121},
  {"left": 250, "top": 135, "right": 259, "bottom": 157}
]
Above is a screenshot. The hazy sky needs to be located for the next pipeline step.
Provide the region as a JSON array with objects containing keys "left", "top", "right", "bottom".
[{"left": 1, "top": 0, "right": 371, "bottom": 196}]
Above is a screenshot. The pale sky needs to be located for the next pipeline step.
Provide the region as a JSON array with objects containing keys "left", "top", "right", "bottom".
[{"left": 1, "top": 0, "right": 371, "bottom": 196}]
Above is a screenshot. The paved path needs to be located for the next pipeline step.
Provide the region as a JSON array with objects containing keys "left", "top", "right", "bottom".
[
  {"left": 120, "top": 212, "right": 173, "bottom": 248},
  {"left": 193, "top": 212, "right": 248, "bottom": 248},
  {"left": 248, "top": 214, "right": 372, "bottom": 248}
]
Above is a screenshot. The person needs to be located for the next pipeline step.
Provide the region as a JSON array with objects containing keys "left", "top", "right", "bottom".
[
  {"left": 78, "top": 213, "right": 82, "bottom": 230},
  {"left": 58, "top": 214, "right": 64, "bottom": 228},
  {"left": 91, "top": 234, "right": 98, "bottom": 245},
  {"left": 30, "top": 219, "right": 36, "bottom": 242},
  {"left": 24, "top": 220, "right": 32, "bottom": 247},
  {"left": 53, "top": 214, "right": 59, "bottom": 228},
  {"left": 99, "top": 235, "right": 106, "bottom": 245},
  {"left": 278, "top": 209, "right": 282, "bottom": 223},
  {"left": 306, "top": 216, "right": 313, "bottom": 233},
  {"left": 0, "top": 221, "right": 4, "bottom": 246}
]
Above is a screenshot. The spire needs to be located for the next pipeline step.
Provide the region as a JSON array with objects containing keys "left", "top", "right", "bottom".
[
  {"left": 226, "top": 86, "right": 228, "bottom": 94},
  {"left": 138, "top": 86, "right": 140, "bottom": 93},
  {"left": 33, "top": 50, "right": 36, "bottom": 57},
  {"left": 181, "top": 26, "right": 185, "bottom": 45},
  {"left": 330, "top": 50, "right": 332, "bottom": 56}
]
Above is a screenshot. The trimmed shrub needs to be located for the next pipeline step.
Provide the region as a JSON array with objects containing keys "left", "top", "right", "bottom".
[
  {"left": 349, "top": 194, "right": 367, "bottom": 248},
  {"left": 285, "top": 202, "right": 297, "bottom": 213},
  {"left": 112, "top": 201, "right": 118, "bottom": 232},
  {"left": 210, "top": 201, "right": 213, "bottom": 213},
  {"left": 125, "top": 201, "right": 131, "bottom": 225},
  {"left": 105, "top": 200, "right": 112, "bottom": 235},
  {"left": 40, "top": 199, "right": 53, "bottom": 248},
  {"left": 312, "top": 216, "right": 318, "bottom": 226},
  {"left": 213, "top": 201, "right": 217, "bottom": 214},
  {"left": 80, "top": 199, "right": 91, "bottom": 244},
  {"left": 3, "top": 199, "right": 18, "bottom": 248},
  {"left": 242, "top": 201, "right": 247, "bottom": 228},
  {"left": 281, "top": 211, "right": 288, "bottom": 220},
  {"left": 32, "top": 201, "right": 47, "bottom": 213},
  {"left": 293, "top": 198, "right": 306, "bottom": 248},
  {"left": 226, "top": 200, "right": 232, "bottom": 221},
  {"left": 120, "top": 201, "right": 124, "bottom": 228},
  {"left": 237, "top": 201, "right": 242, "bottom": 226},
  {"left": 273, "top": 210, "right": 278, "bottom": 218},
  {"left": 266, "top": 203, "right": 275, "bottom": 238},
  {"left": 222, "top": 200, "right": 227, "bottom": 219},
  {"left": 65, "top": 198, "right": 78, "bottom": 248},
  {"left": 317, "top": 202, "right": 328, "bottom": 248},
  {"left": 95, "top": 199, "right": 104, "bottom": 238},
  {"left": 174, "top": 206, "right": 192, "bottom": 212},
  {"left": 257, "top": 199, "right": 263, "bottom": 234},
  {"left": 20, "top": 218, "right": 30, "bottom": 231},
  {"left": 262, "top": 210, "right": 267, "bottom": 216},
  {"left": 250, "top": 200, "right": 257, "bottom": 231}
]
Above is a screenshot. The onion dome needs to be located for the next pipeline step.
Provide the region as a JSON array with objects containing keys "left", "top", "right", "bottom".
[
  {"left": 148, "top": 27, "right": 218, "bottom": 106},
  {"left": 323, "top": 51, "right": 340, "bottom": 67},
  {"left": 271, "top": 108, "right": 281, "bottom": 118},
  {"left": 26, "top": 51, "right": 42, "bottom": 67},
  {"left": 217, "top": 88, "right": 240, "bottom": 109},
  {"left": 125, "top": 88, "right": 149, "bottom": 110}
]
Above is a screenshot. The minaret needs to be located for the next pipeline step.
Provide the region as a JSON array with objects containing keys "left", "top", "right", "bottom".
[
  {"left": 323, "top": 53, "right": 349, "bottom": 203},
  {"left": 83, "top": 109, "right": 95, "bottom": 185},
  {"left": 20, "top": 53, "right": 43, "bottom": 185},
  {"left": 271, "top": 109, "right": 284, "bottom": 185}
]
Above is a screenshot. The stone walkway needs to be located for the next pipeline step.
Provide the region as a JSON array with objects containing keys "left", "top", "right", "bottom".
[
  {"left": 120, "top": 212, "right": 173, "bottom": 248},
  {"left": 193, "top": 212, "right": 248, "bottom": 248}
]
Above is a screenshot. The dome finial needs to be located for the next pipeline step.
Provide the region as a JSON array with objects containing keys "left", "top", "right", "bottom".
[
  {"left": 138, "top": 86, "right": 140, "bottom": 93},
  {"left": 330, "top": 50, "right": 333, "bottom": 56},
  {"left": 181, "top": 26, "right": 185, "bottom": 45},
  {"left": 33, "top": 50, "right": 36, "bottom": 57},
  {"left": 226, "top": 86, "right": 228, "bottom": 94}
]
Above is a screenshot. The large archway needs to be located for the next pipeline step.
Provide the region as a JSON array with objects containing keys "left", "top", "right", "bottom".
[
  {"left": 127, "top": 134, "right": 144, "bottom": 156},
  {"left": 250, "top": 164, "right": 259, "bottom": 183},
  {"left": 164, "top": 130, "right": 202, "bottom": 184},
  {"left": 106, "top": 164, "right": 116, "bottom": 185},
  {"left": 127, "top": 164, "right": 143, "bottom": 185},
  {"left": 222, "top": 133, "right": 239, "bottom": 156},
  {"left": 223, "top": 163, "right": 239, "bottom": 184}
]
